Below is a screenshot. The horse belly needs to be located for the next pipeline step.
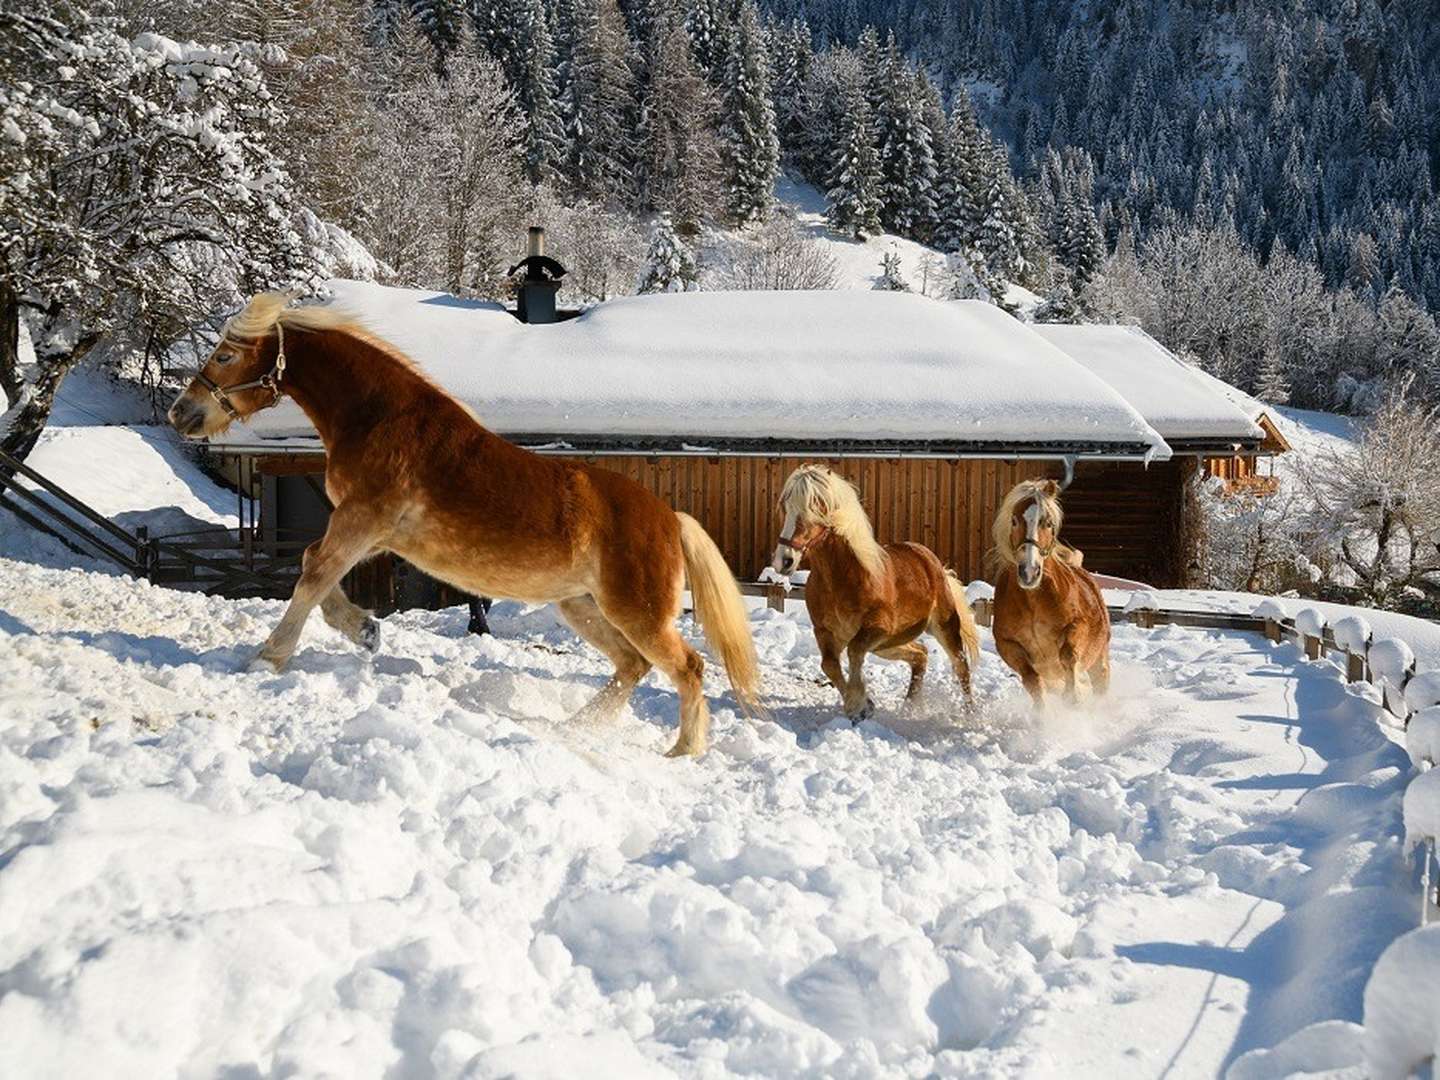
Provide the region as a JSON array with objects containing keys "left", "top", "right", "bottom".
[{"left": 385, "top": 523, "right": 589, "bottom": 605}]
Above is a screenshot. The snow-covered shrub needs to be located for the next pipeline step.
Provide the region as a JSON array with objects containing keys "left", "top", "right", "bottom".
[
  {"left": 710, "top": 211, "right": 838, "bottom": 291},
  {"left": 1295, "top": 382, "right": 1440, "bottom": 609},
  {"left": 941, "top": 249, "right": 995, "bottom": 304},
  {"left": 1189, "top": 475, "right": 1310, "bottom": 594},
  {"left": 636, "top": 214, "right": 697, "bottom": 294},
  {"left": 873, "top": 249, "right": 911, "bottom": 291}
]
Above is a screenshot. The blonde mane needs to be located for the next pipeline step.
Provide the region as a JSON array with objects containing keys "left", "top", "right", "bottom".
[
  {"left": 219, "top": 291, "right": 487, "bottom": 420},
  {"left": 779, "top": 465, "right": 887, "bottom": 578},
  {"left": 991, "top": 479, "right": 1068, "bottom": 566},
  {"left": 222, "top": 291, "right": 364, "bottom": 340}
]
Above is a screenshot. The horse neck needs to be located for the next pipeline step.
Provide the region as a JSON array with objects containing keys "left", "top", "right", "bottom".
[
  {"left": 277, "top": 328, "right": 425, "bottom": 447},
  {"left": 809, "top": 528, "right": 865, "bottom": 580}
]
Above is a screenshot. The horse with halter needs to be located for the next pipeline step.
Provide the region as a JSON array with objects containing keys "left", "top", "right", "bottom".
[
  {"left": 168, "top": 292, "right": 760, "bottom": 757},
  {"left": 770, "top": 464, "right": 979, "bottom": 720},
  {"left": 990, "top": 479, "right": 1110, "bottom": 707}
]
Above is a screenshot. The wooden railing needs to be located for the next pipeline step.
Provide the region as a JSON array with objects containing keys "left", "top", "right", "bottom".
[{"left": 0, "top": 446, "right": 306, "bottom": 598}]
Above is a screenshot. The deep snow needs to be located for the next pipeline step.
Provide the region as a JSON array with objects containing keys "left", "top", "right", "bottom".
[{"left": 0, "top": 555, "right": 1419, "bottom": 1078}]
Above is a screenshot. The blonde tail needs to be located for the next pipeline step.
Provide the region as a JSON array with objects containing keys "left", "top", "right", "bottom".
[
  {"left": 944, "top": 569, "right": 982, "bottom": 665},
  {"left": 676, "top": 513, "right": 762, "bottom": 713}
]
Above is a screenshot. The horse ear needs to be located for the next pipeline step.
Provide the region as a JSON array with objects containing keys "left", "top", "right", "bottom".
[{"left": 1041, "top": 479, "right": 1061, "bottom": 497}]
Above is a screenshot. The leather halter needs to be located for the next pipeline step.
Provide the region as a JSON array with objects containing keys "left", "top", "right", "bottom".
[
  {"left": 195, "top": 321, "right": 288, "bottom": 420},
  {"left": 777, "top": 525, "right": 828, "bottom": 554}
]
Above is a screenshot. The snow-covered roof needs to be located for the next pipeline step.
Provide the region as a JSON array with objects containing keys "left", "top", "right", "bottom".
[
  {"left": 1032, "top": 324, "right": 1264, "bottom": 445},
  {"left": 218, "top": 281, "right": 1170, "bottom": 458}
]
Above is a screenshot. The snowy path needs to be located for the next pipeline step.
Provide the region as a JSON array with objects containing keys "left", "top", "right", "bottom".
[{"left": 0, "top": 558, "right": 1414, "bottom": 1078}]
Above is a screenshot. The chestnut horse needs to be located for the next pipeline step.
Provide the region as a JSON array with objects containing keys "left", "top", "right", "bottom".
[
  {"left": 770, "top": 465, "right": 979, "bottom": 720},
  {"left": 990, "top": 479, "right": 1110, "bottom": 708},
  {"left": 168, "top": 293, "right": 760, "bottom": 757}
]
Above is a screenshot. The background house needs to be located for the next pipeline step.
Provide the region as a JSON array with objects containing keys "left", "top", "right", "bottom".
[{"left": 211, "top": 282, "right": 1279, "bottom": 609}]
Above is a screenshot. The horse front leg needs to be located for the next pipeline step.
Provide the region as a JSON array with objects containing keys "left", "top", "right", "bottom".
[
  {"left": 1060, "top": 626, "right": 1093, "bottom": 704},
  {"left": 253, "top": 504, "right": 382, "bottom": 672},
  {"left": 843, "top": 639, "right": 876, "bottom": 721},
  {"left": 995, "top": 635, "right": 1046, "bottom": 710}
]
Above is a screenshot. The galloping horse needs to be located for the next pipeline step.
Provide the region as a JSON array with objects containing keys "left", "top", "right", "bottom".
[
  {"left": 168, "top": 293, "right": 760, "bottom": 757},
  {"left": 990, "top": 479, "right": 1110, "bottom": 707},
  {"left": 770, "top": 464, "right": 979, "bottom": 719}
]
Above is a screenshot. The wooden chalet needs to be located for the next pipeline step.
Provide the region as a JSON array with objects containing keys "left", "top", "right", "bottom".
[{"left": 209, "top": 255, "right": 1282, "bottom": 611}]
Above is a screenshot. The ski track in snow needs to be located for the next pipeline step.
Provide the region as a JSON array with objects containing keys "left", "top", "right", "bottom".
[{"left": 0, "top": 556, "right": 1415, "bottom": 1079}]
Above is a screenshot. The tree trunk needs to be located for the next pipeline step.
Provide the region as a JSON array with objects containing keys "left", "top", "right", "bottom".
[
  {"left": 0, "top": 333, "right": 101, "bottom": 479},
  {"left": 0, "top": 283, "right": 21, "bottom": 406}
]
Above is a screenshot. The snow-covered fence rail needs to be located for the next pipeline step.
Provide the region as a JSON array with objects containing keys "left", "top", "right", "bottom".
[{"left": 0, "top": 446, "right": 147, "bottom": 574}]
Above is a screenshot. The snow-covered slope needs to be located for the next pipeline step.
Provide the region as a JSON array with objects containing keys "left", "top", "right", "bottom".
[{"left": 0, "top": 557, "right": 1417, "bottom": 1078}]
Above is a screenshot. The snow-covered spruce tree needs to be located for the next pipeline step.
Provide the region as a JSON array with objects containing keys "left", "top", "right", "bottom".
[
  {"left": 470, "top": 0, "right": 566, "bottom": 184},
  {"left": 825, "top": 83, "right": 883, "bottom": 239},
  {"left": 368, "top": 48, "right": 523, "bottom": 295},
  {"left": 636, "top": 213, "right": 698, "bottom": 292},
  {"left": 1059, "top": 189, "right": 1106, "bottom": 292},
  {"left": 874, "top": 63, "right": 938, "bottom": 240},
  {"left": 719, "top": 0, "right": 779, "bottom": 225},
  {"left": 0, "top": 7, "right": 320, "bottom": 466},
  {"left": 560, "top": 0, "right": 638, "bottom": 204},
  {"left": 874, "top": 250, "right": 911, "bottom": 292},
  {"left": 768, "top": 17, "right": 812, "bottom": 162},
  {"left": 639, "top": 15, "right": 724, "bottom": 234},
  {"left": 1253, "top": 345, "right": 1291, "bottom": 405},
  {"left": 934, "top": 92, "right": 990, "bottom": 258}
]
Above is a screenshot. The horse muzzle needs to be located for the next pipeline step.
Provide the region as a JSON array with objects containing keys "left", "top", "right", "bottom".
[{"left": 167, "top": 396, "right": 208, "bottom": 439}]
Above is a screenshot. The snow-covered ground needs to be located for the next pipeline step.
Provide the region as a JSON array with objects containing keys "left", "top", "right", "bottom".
[
  {"left": 0, "top": 552, "right": 1420, "bottom": 1078},
  {"left": 712, "top": 175, "right": 1043, "bottom": 314}
]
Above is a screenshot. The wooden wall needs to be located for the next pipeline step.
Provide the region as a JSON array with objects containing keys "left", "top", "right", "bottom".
[
  {"left": 256, "top": 452, "right": 1195, "bottom": 608},
  {"left": 576, "top": 454, "right": 1187, "bottom": 586}
]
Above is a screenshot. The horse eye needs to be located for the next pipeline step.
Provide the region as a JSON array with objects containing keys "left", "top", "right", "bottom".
[{"left": 214, "top": 351, "right": 235, "bottom": 366}]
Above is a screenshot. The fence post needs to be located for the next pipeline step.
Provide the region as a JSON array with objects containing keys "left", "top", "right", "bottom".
[
  {"left": 974, "top": 597, "right": 992, "bottom": 628},
  {"left": 766, "top": 584, "right": 785, "bottom": 613},
  {"left": 1304, "top": 634, "right": 1322, "bottom": 661},
  {"left": 1346, "top": 651, "right": 1367, "bottom": 683},
  {"left": 134, "top": 526, "right": 151, "bottom": 581},
  {"left": 1265, "top": 618, "right": 1282, "bottom": 644}
]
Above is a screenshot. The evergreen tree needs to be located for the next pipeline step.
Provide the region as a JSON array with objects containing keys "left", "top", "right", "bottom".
[
  {"left": 561, "top": 0, "right": 639, "bottom": 204},
  {"left": 636, "top": 213, "right": 698, "bottom": 291},
  {"left": 719, "top": 0, "right": 779, "bottom": 224},
  {"left": 874, "top": 249, "right": 911, "bottom": 291},
  {"left": 1254, "top": 345, "right": 1291, "bottom": 404},
  {"left": 640, "top": 15, "right": 723, "bottom": 232},
  {"left": 825, "top": 83, "right": 882, "bottom": 238}
]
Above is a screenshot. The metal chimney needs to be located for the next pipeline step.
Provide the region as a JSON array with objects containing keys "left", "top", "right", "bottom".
[{"left": 508, "top": 226, "right": 566, "bottom": 324}]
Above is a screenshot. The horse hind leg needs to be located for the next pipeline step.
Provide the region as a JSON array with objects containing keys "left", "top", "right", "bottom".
[
  {"left": 929, "top": 610, "right": 976, "bottom": 702},
  {"left": 319, "top": 583, "right": 380, "bottom": 652},
  {"left": 876, "top": 642, "right": 928, "bottom": 703},
  {"left": 1090, "top": 652, "right": 1112, "bottom": 698},
  {"left": 558, "top": 596, "right": 652, "bottom": 723}
]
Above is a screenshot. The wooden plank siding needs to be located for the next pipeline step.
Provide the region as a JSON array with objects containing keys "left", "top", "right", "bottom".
[
  {"left": 254, "top": 453, "right": 1195, "bottom": 610},
  {"left": 579, "top": 455, "right": 1058, "bottom": 584}
]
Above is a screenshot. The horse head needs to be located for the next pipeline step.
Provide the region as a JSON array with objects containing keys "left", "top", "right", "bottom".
[
  {"left": 995, "top": 479, "right": 1064, "bottom": 591},
  {"left": 168, "top": 292, "right": 295, "bottom": 439}
]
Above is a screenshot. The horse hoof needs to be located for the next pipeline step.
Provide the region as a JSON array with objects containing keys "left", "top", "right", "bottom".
[
  {"left": 664, "top": 740, "right": 704, "bottom": 758},
  {"left": 359, "top": 617, "right": 382, "bottom": 653},
  {"left": 247, "top": 654, "right": 281, "bottom": 674}
]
